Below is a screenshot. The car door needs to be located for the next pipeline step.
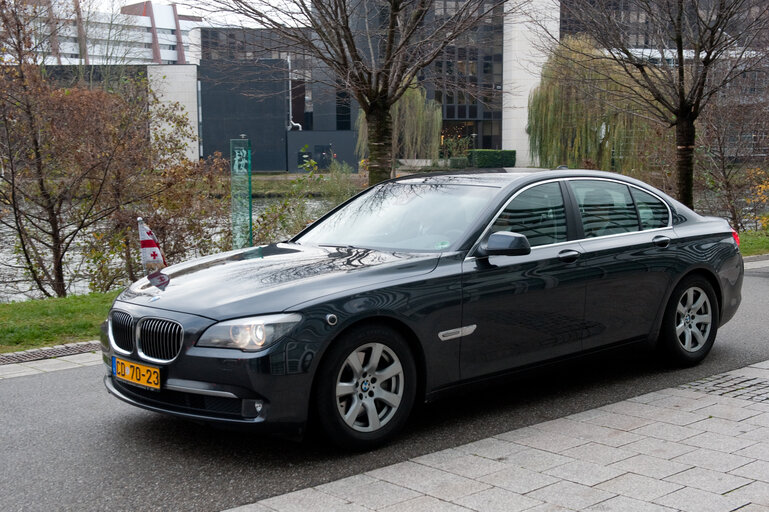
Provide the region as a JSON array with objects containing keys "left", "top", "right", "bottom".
[
  {"left": 459, "top": 180, "right": 591, "bottom": 380},
  {"left": 567, "top": 178, "right": 677, "bottom": 350}
]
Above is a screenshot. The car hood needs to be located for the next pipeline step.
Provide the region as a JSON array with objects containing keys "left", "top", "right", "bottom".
[{"left": 117, "top": 243, "right": 440, "bottom": 320}]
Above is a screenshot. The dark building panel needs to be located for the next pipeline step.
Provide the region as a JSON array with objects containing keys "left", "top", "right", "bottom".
[
  {"left": 287, "top": 131, "right": 357, "bottom": 173},
  {"left": 310, "top": 80, "right": 338, "bottom": 131},
  {"left": 199, "top": 59, "right": 288, "bottom": 171}
]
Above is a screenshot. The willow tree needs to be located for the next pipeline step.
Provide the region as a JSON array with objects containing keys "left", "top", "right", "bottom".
[
  {"left": 357, "top": 85, "right": 442, "bottom": 161},
  {"left": 206, "top": 0, "right": 523, "bottom": 185},
  {"left": 528, "top": 37, "right": 663, "bottom": 174},
  {"left": 535, "top": 0, "right": 769, "bottom": 208}
]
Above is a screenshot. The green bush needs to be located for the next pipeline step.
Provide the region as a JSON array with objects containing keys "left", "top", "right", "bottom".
[
  {"left": 449, "top": 156, "right": 469, "bottom": 169},
  {"left": 468, "top": 149, "right": 516, "bottom": 168},
  {"left": 501, "top": 150, "right": 516, "bottom": 167},
  {"left": 469, "top": 149, "right": 515, "bottom": 169}
]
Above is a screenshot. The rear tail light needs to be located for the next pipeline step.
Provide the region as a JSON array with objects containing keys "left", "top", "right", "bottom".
[{"left": 732, "top": 229, "right": 740, "bottom": 247}]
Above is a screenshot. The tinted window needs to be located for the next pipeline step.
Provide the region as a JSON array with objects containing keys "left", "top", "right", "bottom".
[
  {"left": 631, "top": 188, "right": 669, "bottom": 230},
  {"left": 491, "top": 182, "right": 567, "bottom": 247},
  {"left": 571, "top": 180, "right": 639, "bottom": 237}
]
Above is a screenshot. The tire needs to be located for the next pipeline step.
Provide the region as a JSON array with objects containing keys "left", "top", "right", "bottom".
[
  {"left": 658, "top": 275, "right": 719, "bottom": 367},
  {"left": 315, "top": 324, "right": 416, "bottom": 450}
]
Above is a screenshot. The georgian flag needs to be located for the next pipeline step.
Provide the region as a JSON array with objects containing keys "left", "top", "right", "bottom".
[{"left": 138, "top": 217, "right": 167, "bottom": 271}]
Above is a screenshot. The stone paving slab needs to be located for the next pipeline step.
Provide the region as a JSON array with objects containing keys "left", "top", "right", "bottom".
[
  {"left": 224, "top": 361, "right": 769, "bottom": 512},
  {"left": 0, "top": 345, "right": 102, "bottom": 379}
]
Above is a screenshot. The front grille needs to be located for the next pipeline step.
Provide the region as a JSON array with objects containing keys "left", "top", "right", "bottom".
[
  {"left": 138, "top": 318, "right": 183, "bottom": 362},
  {"left": 110, "top": 311, "right": 134, "bottom": 353}
]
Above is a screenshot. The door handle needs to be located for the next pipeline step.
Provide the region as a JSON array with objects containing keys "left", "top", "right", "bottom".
[
  {"left": 653, "top": 235, "right": 671, "bottom": 248},
  {"left": 558, "top": 249, "right": 581, "bottom": 263}
]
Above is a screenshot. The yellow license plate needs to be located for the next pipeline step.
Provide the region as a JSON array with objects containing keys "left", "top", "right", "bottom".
[{"left": 112, "top": 356, "right": 160, "bottom": 390}]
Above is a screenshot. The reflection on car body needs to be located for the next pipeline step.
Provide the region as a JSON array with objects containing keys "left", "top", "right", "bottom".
[{"left": 102, "top": 170, "right": 743, "bottom": 449}]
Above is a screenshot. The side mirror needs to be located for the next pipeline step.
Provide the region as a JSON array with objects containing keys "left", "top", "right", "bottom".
[{"left": 478, "top": 231, "right": 531, "bottom": 257}]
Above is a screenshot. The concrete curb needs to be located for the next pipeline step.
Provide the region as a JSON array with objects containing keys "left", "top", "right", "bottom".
[{"left": 0, "top": 340, "right": 101, "bottom": 366}]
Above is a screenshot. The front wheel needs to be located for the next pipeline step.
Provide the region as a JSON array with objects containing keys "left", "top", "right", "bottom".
[
  {"left": 658, "top": 276, "right": 719, "bottom": 367},
  {"left": 315, "top": 324, "right": 416, "bottom": 450}
]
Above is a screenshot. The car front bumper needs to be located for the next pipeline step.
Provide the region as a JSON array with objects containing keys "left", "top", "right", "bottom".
[{"left": 101, "top": 301, "right": 318, "bottom": 432}]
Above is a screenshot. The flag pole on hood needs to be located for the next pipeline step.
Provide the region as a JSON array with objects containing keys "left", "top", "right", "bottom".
[{"left": 137, "top": 217, "right": 167, "bottom": 275}]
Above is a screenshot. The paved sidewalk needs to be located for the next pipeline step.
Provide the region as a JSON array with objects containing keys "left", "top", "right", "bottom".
[
  {"left": 0, "top": 345, "right": 102, "bottom": 379},
  {"left": 226, "top": 361, "right": 769, "bottom": 512}
]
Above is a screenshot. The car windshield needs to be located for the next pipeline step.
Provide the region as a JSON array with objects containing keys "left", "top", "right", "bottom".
[{"left": 295, "top": 180, "right": 500, "bottom": 252}]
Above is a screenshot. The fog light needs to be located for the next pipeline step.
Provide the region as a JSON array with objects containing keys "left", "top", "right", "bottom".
[{"left": 242, "top": 399, "right": 265, "bottom": 418}]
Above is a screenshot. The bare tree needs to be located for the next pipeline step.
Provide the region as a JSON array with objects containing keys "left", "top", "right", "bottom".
[
  {"left": 537, "top": 0, "right": 769, "bottom": 208},
  {"left": 0, "top": 0, "right": 195, "bottom": 297},
  {"left": 202, "top": 0, "right": 524, "bottom": 185},
  {"left": 696, "top": 72, "right": 769, "bottom": 229}
]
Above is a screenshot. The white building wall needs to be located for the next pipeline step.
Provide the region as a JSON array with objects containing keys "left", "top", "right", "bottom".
[
  {"left": 31, "top": 2, "right": 200, "bottom": 66},
  {"left": 152, "top": 4, "right": 177, "bottom": 28},
  {"left": 186, "top": 27, "right": 202, "bottom": 65},
  {"left": 148, "top": 65, "right": 200, "bottom": 161},
  {"left": 502, "top": 0, "right": 559, "bottom": 167}
]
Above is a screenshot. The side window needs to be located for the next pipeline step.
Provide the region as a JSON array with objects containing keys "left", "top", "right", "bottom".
[
  {"left": 491, "top": 182, "right": 567, "bottom": 247},
  {"left": 631, "top": 188, "right": 670, "bottom": 230},
  {"left": 571, "top": 180, "right": 639, "bottom": 238}
]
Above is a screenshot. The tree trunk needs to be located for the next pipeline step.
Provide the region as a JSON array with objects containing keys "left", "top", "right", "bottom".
[
  {"left": 124, "top": 232, "right": 137, "bottom": 282},
  {"left": 722, "top": 176, "right": 741, "bottom": 230},
  {"left": 675, "top": 118, "right": 696, "bottom": 209},
  {"left": 366, "top": 105, "right": 394, "bottom": 186}
]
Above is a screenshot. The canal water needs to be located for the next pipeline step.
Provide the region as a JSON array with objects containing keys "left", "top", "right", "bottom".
[{"left": 0, "top": 198, "right": 330, "bottom": 303}]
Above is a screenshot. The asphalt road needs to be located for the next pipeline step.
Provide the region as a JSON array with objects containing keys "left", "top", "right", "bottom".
[{"left": 1, "top": 267, "right": 767, "bottom": 512}]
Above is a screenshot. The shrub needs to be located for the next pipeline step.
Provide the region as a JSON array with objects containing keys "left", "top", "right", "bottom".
[
  {"left": 469, "top": 150, "right": 500, "bottom": 168},
  {"left": 449, "top": 157, "right": 469, "bottom": 169},
  {"left": 501, "top": 150, "right": 517, "bottom": 167}
]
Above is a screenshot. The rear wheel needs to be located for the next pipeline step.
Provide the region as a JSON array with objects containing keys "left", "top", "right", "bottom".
[
  {"left": 315, "top": 324, "right": 416, "bottom": 450},
  {"left": 658, "top": 276, "right": 719, "bottom": 366}
]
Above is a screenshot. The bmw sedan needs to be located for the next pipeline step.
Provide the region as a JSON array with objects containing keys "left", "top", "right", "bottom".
[{"left": 102, "top": 170, "right": 743, "bottom": 449}]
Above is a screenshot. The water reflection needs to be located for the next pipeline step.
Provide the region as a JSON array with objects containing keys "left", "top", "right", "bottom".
[{"left": 0, "top": 199, "right": 328, "bottom": 303}]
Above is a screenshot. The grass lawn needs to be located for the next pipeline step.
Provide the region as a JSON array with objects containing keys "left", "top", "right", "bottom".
[
  {"left": 0, "top": 291, "right": 119, "bottom": 353},
  {"left": 740, "top": 231, "right": 769, "bottom": 257}
]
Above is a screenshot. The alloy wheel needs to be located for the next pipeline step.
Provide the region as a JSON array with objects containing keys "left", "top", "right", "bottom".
[
  {"left": 675, "top": 286, "right": 712, "bottom": 353},
  {"left": 335, "top": 342, "right": 404, "bottom": 433}
]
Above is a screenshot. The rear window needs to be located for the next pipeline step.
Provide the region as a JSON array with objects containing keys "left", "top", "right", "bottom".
[
  {"left": 570, "top": 180, "right": 639, "bottom": 238},
  {"left": 631, "top": 188, "right": 670, "bottom": 229}
]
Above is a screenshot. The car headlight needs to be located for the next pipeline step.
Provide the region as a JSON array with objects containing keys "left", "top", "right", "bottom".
[{"left": 196, "top": 313, "right": 302, "bottom": 351}]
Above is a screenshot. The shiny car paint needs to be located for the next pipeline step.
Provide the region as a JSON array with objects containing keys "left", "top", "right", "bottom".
[{"left": 102, "top": 169, "right": 743, "bottom": 441}]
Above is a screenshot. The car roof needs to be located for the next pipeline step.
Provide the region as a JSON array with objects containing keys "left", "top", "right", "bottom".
[
  {"left": 391, "top": 169, "right": 651, "bottom": 190},
  {"left": 390, "top": 169, "right": 691, "bottom": 215},
  {"left": 392, "top": 170, "right": 525, "bottom": 187}
]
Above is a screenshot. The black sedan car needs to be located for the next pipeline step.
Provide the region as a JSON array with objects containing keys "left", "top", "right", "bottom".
[{"left": 102, "top": 170, "right": 743, "bottom": 449}]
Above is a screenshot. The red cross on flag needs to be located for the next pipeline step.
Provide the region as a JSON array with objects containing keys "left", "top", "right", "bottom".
[{"left": 138, "top": 217, "right": 167, "bottom": 273}]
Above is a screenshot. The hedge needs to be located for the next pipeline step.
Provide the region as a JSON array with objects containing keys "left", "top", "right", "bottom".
[
  {"left": 468, "top": 149, "right": 516, "bottom": 168},
  {"left": 449, "top": 156, "right": 469, "bottom": 169}
]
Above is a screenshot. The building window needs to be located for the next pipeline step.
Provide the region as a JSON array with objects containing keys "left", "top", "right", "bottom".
[{"left": 336, "top": 89, "right": 351, "bottom": 131}]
